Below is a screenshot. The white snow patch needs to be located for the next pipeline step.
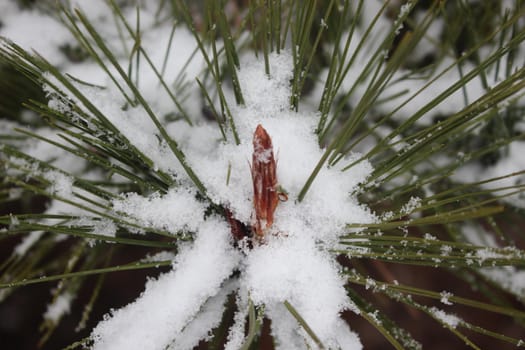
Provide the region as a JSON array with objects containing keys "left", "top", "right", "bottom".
[
  {"left": 440, "top": 291, "right": 453, "bottom": 305},
  {"left": 143, "top": 251, "right": 177, "bottom": 263},
  {"left": 429, "top": 307, "right": 461, "bottom": 328},
  {"left": 265, "top": 303, "right": 307, "bottom": 350},
  {"left": 480, "top": 267, "right": 525, "bottom": 298},
  {"left": 168, "top": 280, "right": 236, "bottom": 350},
  {"left": 14, "top": 231, "right": 45, "bottom": 257},
  {"left": 0, "top": 6, "right": 74, "bottom": 65},
  {"left": 111, "top": 187, "right": 206, "bottom": 234},
  {"left": 243, "top": 234, "right": 357, "bottom": 348},
  {"left": 68, "top": 217, "right": 118, "bottom": 245},
  {"left": 44, "top": 292, "right": 74, "bottom": 323},
  {"left": 401, "top": 196, "right": 421, "bottom": 215},
  {"left": 42, "top": 170, "right": 74, "bottom": 198},
  {"left": 223, "top": 292, "right": 249, "bottom": 350},
  {"left": 90, "top": 217, "right": 241, "bottom": 350},
  {"left": 21, "top": 127, "right": 87, "bottom": 174}
]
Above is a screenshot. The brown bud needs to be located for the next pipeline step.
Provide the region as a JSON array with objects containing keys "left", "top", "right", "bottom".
[{"left": 251, "top": 124, "right": 279, "bottom": 239}]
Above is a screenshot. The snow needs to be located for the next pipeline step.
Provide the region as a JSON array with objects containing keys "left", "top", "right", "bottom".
[
  {"left": 90, "top": 218, "right": 118, "bottom": 238},
  {"left": 60, "top": 83, "right": 184, "bottom": 174},
  {"left": 480, "top": 266, "right": 525, "bottom": 298},
  {"left": 111, "top": 187, "right": 206, "bottom": 234},
  {"left": 43, "top": 292, "right": 74, "bottom": 323},
  {"left": 429, "top": 307, "right": 461, "bottom": 329},
  {"left": 400, "top": 196, "right": 421, "bottom": 215},
  {"left": 243, "top": 235, "right": 355, "bottom": 348},
  {"left": 20, "top": 127, "right": 87, "bottom": 174},
  {"left": 67, "top": 217, "right": 118, "bottom": 246},
  {"left": 90, "top": 217, "right": 241, "bottom": 350},
  {"left": 440, "top": 291, "right": 453, "bottom": 306},
  {"left": 265, "top": 303, "right": 307, "bottom": 350},
  {"left": 142, "top": 251, "right": 177, "bottom": 263},
  {"left": 14, "top": 231, "right": 45, "bottom": 257},
  {"left": 265, "top": 303, "right": 361, "bottom": 350},
  {"left": 42, "top": 170, "right": 74, "bottom": 197},
  {"left": 168, "top": 280, "right": 237, "bottom": 350},
  {"left": 0, "top": 3, "right": 75, "bottom": 65},
  {"left": 223, "top": 292, "right": 249, "bottom": 350}
]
